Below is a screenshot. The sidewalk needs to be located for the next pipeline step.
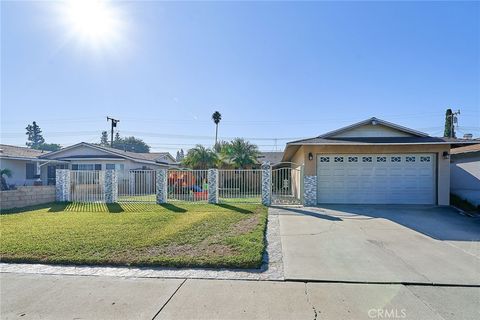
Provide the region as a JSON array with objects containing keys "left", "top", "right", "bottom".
[{"left": 2, "top": 273, "right": 478, "bottom": 320}]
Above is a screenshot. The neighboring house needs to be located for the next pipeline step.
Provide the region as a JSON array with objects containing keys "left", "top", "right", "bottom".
[
  {"left": 39, "top": 142, "right": 176, "bottom": 173},
  {"left": 0, "top": 144, "right": 67, "bottom": 186},
  {"left": 257, "top": 152, "right": 284, "bottom": 167},
  {"left": 450, "top": 143, "right": 480, "bottom": 206},
  {"left": 282, "top": 117, "right": 465, "bottom": 206}
]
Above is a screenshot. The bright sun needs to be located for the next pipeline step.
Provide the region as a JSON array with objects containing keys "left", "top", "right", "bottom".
[{"left": 60, "top": 0, "right": 125, "bottom": 51}]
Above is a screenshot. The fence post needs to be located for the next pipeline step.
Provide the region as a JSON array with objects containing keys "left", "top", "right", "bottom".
[
  {"left": 156, "top": 169, "right": 168, "bottom": 204},
  {"left": 129, "top": 171, "right": 136, "bottom": 195},
  {"left": 104, "top": 169, "right": 118, "bottom": 203},
  {"left": 303, "top": 175, "right": 317, "bottom": 206},
  {"left": 208, "top": 169, "right": 218, "bottom": 204},
  {"left": 55, "top": 169, "right": 70, "bottom": 202},
  {"left": 261, "top": 162, "right": 271, "bottom": 206}
]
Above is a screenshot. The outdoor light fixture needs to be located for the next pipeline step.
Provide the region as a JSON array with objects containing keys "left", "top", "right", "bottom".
[
  {"left": 308, "top": 152, "right": 314, "bottom": 161},
  {"left": 442, "top": 151, "right": 450, "bottom": 159}
]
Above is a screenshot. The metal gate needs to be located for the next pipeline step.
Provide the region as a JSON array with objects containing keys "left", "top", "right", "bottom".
[
  {"left": 118, "top": 169, "right": 156, "bottom": 203},
  {"left": 271, "top": 165, "right": 303, "bottom": 205},
  {"left": 167, "top": 169, "right": 209, "bottom": 203},
  {"left": 70, "top": 170, "right": 105, "bottom": 203},
  {"left": 218, "top": 169, "right": 262, "bottom": 203}
]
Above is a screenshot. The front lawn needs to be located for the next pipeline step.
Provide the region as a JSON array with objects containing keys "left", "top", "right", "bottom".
[{"left": 0, "top": 202, "right": 267, "bottom": 268}]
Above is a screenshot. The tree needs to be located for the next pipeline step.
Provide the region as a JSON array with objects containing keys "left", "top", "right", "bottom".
[
  {"left": 25, "top": 121, "right": 45, "bottom": 148},
  {"left": 176, "top": 151, "right": 181, "bottom": 162},
  {"left": 219, "top": 138, "right": 259, "bottom": 168},
  {"left": 444, "top": 109, "right": 456, "bottom": 138},
  {"left": 100, "top": 131, "right": 109, "bottom": 146},
  {"left": 35, "top": 143, "right": 61, "bottom": 152},
  {"left": 112, "top": 136, "right": 150, "bottom": 153},
  {"left": 180, "top": 149, "right": 185, "bottom": 160},
  {"left": 212, "top": 111, "right": 222, "bottom": 147},
  {"left": 1, "top": 168, "right": 12, "bottom": 191},
  {"left": 182, "top": 145, "right": 218, "bottom": 169}
]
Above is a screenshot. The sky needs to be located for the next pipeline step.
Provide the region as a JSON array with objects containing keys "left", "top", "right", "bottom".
[{"left": 1, "top": 0, "right": 479, "bottom": 153}]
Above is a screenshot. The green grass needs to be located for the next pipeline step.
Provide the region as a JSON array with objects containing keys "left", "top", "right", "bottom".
[{"left": 0, "top": 202, "right": 268, "bottom": 269}]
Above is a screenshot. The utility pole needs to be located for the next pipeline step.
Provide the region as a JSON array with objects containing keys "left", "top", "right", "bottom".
[
  {"left": 106, "top": 117, "right": 120, "bottom": 147},
  {"left": 448, "top": 110, "right": 461, "bottom": 138}
]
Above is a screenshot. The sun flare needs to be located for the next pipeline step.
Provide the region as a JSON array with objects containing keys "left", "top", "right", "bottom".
[{"left": 60, "top": 0, "right": 125, "bottom": 51}]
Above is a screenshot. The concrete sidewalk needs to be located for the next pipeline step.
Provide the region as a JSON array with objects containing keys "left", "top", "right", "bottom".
[{"left": 1, "top": 273, "right": 479, "bottom": 320}]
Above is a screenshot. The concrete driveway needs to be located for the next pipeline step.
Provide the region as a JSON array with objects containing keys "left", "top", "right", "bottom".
[{"left": 273, "top": 205, "right": 480, "bottom": 285}]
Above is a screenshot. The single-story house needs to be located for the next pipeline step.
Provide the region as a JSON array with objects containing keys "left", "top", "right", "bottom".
[
  {"left": 450, "top": 143, "right": 480, "bottom": 206},
  {"left": 282, "top": 117, "right": 468, "bottom": 206},
  {"left": 0, "top": 142, "right": 176, "bottom": 187},
  {"left": 0, "top": 144, "right": 61, "bottom": 186},
  {"left": 257, "top": 151, "right": 285, "bottom": 167}
]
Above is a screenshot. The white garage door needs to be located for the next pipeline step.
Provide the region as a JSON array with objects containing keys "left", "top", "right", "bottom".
[{"left": 317, "top": 154, "right": 436, "bottom": 204}]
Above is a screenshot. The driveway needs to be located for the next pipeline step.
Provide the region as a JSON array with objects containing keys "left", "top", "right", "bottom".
[{"left": 273, "top": 205, "right": 480, "bottom": 285}]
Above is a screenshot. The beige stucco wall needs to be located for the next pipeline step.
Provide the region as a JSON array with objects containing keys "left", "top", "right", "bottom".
[{"left": 289, "top": 144, "right": 451, "bottom": 205}]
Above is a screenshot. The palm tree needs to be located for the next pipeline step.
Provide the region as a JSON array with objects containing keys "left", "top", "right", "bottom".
[
  {"left": 212, "top": 111, "right": 222, "bottom": 147},
  {"left": 220, "top": 138, "right": 259, "bottom": 168},
  {"left": 1, "top": 168, "right": 12, "bottom": 191},
  {"left": 182, "top": 145, "right": 218, "bottom": 169}
]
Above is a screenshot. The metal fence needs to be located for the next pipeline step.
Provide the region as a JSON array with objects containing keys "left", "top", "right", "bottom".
[
  {"left": 167, "top": 169, "right": 209, "bottom": 202},
  {"left": 118, "top": 170, "right": 156, "bottom": 203},
  {"left": 70, "top": 170, "right": 105, "bottom": 203},
  {"left": 218, "top": 169, "right": 262, "bottom": 203}
]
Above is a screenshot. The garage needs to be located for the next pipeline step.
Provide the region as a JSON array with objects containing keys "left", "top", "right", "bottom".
[{"left": 316, "top": 153, "right": 436, "bottom": 204}]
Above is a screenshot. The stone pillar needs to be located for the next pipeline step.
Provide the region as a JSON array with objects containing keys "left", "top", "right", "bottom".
[
  {"left": 261, "top": 162, "right": 271, "bottom": 206},
  {"left": 104, "top": 170, "right": 118, "bottom": 203},
  {"left": 208, "top": 169, "right": 218, "bottom": 204},
  {"left": 303, "top": 175, "right": 317, "bottom": 206},
  {"left": 55, "top": 169, "right": 70, "bottom": 202},
  {"left": 156, "top": 169, "right": 168, "bottom": 204}
]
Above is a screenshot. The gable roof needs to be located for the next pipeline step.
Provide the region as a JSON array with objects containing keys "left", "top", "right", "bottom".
[
  {"left": 257, "top": 152, "right": 284, "bottom": 165},
  {"left": 40, "top": 142, "right": 175, "bottom": 165},
  {"left": 0, "top": 144, "right": 49, "bottom": 160},
  {"left": 450, "top": 143, "right": 480, "bottom": 155}
]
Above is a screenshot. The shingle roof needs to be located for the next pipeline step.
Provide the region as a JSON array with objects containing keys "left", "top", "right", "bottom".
[
  {"left": 0, "top": 144, "right": 49, "bottom": 159},
  {"left": 257, "top": 152, "right": 284, "bottom": 165},
  {"left": 287, "top": 136, "right": 448, "bottom": 145},
  {"left": 450, "top": 143, "right": 480, "bottom": 154}
]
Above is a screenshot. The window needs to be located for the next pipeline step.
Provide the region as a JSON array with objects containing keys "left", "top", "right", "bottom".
[
  {"left": 319, "top": 157, "right": 330, "bottom": 162},
  {"left": 376, "top": 156, "right": 386, "bottom": 162},
  {"left": 106, "top": 164, "right": 116, "bottom": 170},
  {"left": 348, "top": 156, "right": 358, "bottom": 162},
  {"left": 26, "top": 163, "right": 36, "bottom": 179},
  {"left": 71, "top": 164, "right": 102, "bottom": 171},
  {"left": 391, "top": 156, "right": 401, "bottom": 162},
  {"left": 362, "top": 156, "right": 372, "bottom": 162},
  {"left": 334, "top": 156, "right": 344, "bottom": 162},
  {"left": 420, "top": 156, "right": 431, "bottom": 162},
  {"left": 406, "top": 156, "right": 415, "bottom": 162}
]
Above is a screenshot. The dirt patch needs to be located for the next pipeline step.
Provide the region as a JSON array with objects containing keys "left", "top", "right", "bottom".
[{"left": 230, "top": 215, "right": 259, "bottom": 235}]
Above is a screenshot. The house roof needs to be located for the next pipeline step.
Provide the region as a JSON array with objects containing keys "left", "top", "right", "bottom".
[
  {"left": 40, "top": 142, "right": 175, "bottom": 165},
  {"left": 450, "top": 143, "right": 480, "bottom": 155},
  {"left": 0, "top": 144, "right": 49, "bottom": 160},
  {"left": 257, "top": 152, "right": 284, "bottom": 165}
]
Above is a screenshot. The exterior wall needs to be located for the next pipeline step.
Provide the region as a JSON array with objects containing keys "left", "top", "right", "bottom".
[
  {"left": 291, "top": 144, "right": 450, "bottom": 205},
  {"left": 0, "top": 158, "right": 48, "bottom": 186},
  {"left": 450, "top": 152, "right": 480, "bottom": 191},
  {"left": 0, "top": 186, "right": 55, "bottom": 210},
  {"left": 333, "top": 124, "right": 413, "bottom": 138}
]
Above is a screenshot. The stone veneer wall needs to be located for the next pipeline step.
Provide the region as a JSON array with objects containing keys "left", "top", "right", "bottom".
[
  {"left": 104, "top": 170, "right": 118, "bottom": 203},
  {"left": 156, "top": 169, "right": 168, "bottom": 204},
  {"left": 261, "top": 162, "right": 272, "bottom": 206},
  {"left": 55, "top": 169, "right": 70, "bottom": 202},
  {"left": 303, "top": 175, "right": 317, "bottom": 206},
  {"left": 208, "top": 169, "right": 218, "bottom": 204},
  {"left": 0, "top": 186, "right": 56, "bottom": 210}
]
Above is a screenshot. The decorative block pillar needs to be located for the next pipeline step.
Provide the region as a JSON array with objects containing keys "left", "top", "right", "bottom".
[
  {"left": 156, "top": 169, "right": 168, "bottom": 204},
  {"left": 104, "top": 169, "right": 118, "bottom": 203},
  {"left": 208, "top": 169, "right": 218, "bottom": 204},
  {"left": 303, "top": 175, "right": 317, "bottom": 206},
  {"left": 55, "top": 169, "right": 70, "bottom": 202},
  {"left": 261, "top": 162, "right": 272, "bottom": 206}
]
